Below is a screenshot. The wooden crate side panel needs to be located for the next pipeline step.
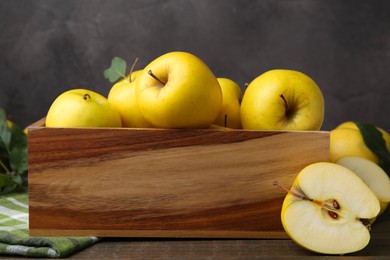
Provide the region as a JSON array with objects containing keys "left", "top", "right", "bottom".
[{"left": 28, "top": 127, "right": 329, "bottom": 238}]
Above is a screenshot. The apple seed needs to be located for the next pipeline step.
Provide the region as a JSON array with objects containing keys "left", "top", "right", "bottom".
[
  {"left": 332, "top": 199, "right": 340, "bottom": 209},
  {"left": 327, "top": 210, "right": 339, "bottom": 219},
  {"left": 275, "top": 181, "right": 343, "bottom": 220}
]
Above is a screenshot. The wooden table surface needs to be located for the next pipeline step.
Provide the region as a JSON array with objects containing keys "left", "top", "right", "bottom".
[
  {"left": 74, "top": 218, "right": 390, "bottom": 259},
  {"left": 7, "top": 209, "right": 388, "bottom": 259},
  {"left": 76, "top": 207, "right": 390, "bottom": 259}
]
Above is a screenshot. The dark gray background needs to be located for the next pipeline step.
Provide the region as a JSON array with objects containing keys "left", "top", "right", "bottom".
[{"left": 1, "top": 0, "right": 389, "bottom": 131}]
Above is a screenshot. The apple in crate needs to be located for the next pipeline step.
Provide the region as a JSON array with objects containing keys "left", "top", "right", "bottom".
[
  {"left": 280, "top": 162, "right": 380, "bottom": 255},
  {"left": 108, "top": 70, "right": 153, "bottom": 128},
  {"left": 240, "top": 69, "right": 324, "bottom": 130},
  {"left": 213, "top": 77, "right": 243, "bottom": 129},
  {"left": 46, "top": 89, "right": 121, "bottom": 128},
  {"left": 135, "top": 51, "right": 222, "bottom": 129}
]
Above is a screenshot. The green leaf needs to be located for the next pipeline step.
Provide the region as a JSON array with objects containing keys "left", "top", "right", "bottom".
[
  {"left": 0, "top": 137, "right": 9, "bottom": 157},
  {"left": 0, "top": 108, "right": 28, "bottom": 194},
  {"left": 0, "top": 113, "right": 11, "bottom": 156},
  {"left": 0, "top": 108, "right": 6, "bottom": 122},
  {"left": 12, "top": 174, "right": 23, "bottom": 187},
  {"left": 0, "top": 173, "right": 16, "bottom": 188},
  {"left": 9, "top": 122, "right": 27, "bottom": 150},
  {"left": 103, "top": 57, "right": 127, "bottom": 83},
  {"left": 0, "top": 158, "right": 10, "bottom": 173},
  {"left": 9, "top": 143, "right": 28, "bottom": 175},
  {"left": 355, "top": 122, "right": 390, "bottom": 175}
]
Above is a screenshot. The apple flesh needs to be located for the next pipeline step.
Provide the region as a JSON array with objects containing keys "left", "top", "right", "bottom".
[
  {"left": 281, "top": 162, "right": 380, "bottom": 255},
  {"left": 336, "top": 156, "right": 390, "bottom": 215}
]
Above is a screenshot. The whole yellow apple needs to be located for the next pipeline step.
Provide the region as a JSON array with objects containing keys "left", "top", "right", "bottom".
[
  {"left": 240, "top": 69, "right": 324, "bottom": 130},
  {"left": 336, "top": 121, "right": 390, "bottom": 148},
  {"left": 46, "top": 89, "right": 121, "bottom": 128},
  {"left": 135, "top": 51, "right": 222, "bottom": 129},
  {"left": 330, "top": 121, "right": 390, "bottom": 163},
  {"left": 213, "top": 78, "right": 242, "bottom": 129},
  {"left": 108, "top": 70, "right": 152, "bottom": 128}
]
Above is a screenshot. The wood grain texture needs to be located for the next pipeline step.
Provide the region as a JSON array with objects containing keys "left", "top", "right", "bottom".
[{"left": 28, "top": 119, "right": 329, "bottom": 238}]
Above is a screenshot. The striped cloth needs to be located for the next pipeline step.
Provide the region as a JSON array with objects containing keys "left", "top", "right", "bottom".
[{"left": 0, "top": 192, "right": 99, "bottom": 258}]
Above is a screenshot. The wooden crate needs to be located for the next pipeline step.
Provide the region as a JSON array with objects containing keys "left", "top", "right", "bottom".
[{"left": 28, "top": 118, "right": 329, "bottom": 238}]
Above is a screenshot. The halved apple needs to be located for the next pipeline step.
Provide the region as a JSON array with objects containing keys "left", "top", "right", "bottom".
[
  {"left": 336, "top": 156, "right": 390, "bottom": 215},
  {"left": 281, "top": 162, "right": 380, "bottom": 255}
]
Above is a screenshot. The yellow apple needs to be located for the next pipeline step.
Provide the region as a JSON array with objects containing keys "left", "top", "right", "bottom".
[
  {"left": 135, "top": 51, "right": 222, "bottom": 129},
  {"left": 336, "top": 121, "right": 390, "bottom": 149},
  {"left": 108, "top": 70, "right": 152, "bottom": 128},
  {"left": 336, "top": 156, "right": 390, "bottom": 215},
  {"left": 213, "top": 78, "right": 242, "bottom": 129},
  {"left": 281, "top": 162, "right": 380, "bottom": 255},
  {"left": 240, "top": 69, "right": 324, "bottom": 130},
  {"left": 330, "top": 121, "right": 390, "bottom": 163},
  {"left": 46, "top": 89, "right": 121, "bottom": 128}
]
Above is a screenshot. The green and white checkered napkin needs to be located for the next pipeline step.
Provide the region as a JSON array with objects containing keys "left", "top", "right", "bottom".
[{"left": 0, "top": 192, "right": 99, "bottom": 258}]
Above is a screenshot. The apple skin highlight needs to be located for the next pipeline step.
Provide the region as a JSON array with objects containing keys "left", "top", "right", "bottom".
[
  {"left": 135, "top": 51, "right": 223, "bottom": 129},
  {"left": 240, "top": 69, "right": 324, "bottom": 131}
]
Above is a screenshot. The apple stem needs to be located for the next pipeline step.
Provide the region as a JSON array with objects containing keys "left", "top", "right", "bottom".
[
  {"left": 148, "top": 70, "right": 166, "bottom": 85},
  {"left": 224, "top": 114, "right": 228, "bottom": 128},
  {"left": 128, "top": 58, "right": 139, "bottom": 83},
  {"left": 274, "top": 180, "right": 343, "bottom": 220},
  {"left": 279, "top": 94, "right": 290, "bottom": 116},
  {"left": 0, "top": 160, "right": 11, "bottom": 174},
  {"left": 273, "top": 181, "right": 312, "bottom": 201},
  {"left": 83, "top": 94, "right": 91, "bottom": 100}
]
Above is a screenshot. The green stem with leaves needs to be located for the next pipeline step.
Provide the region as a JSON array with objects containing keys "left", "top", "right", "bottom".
[{"left": 0, "top": 159, "right": 10, "bottom": 174}]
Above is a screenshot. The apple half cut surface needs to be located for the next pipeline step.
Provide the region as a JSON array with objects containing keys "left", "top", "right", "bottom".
[
  {"left": 336, "top": 156, "right": 390, "bottom": 215},
  {"left": 281, "top": 162, "right": 380, "bottom": 255}
]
